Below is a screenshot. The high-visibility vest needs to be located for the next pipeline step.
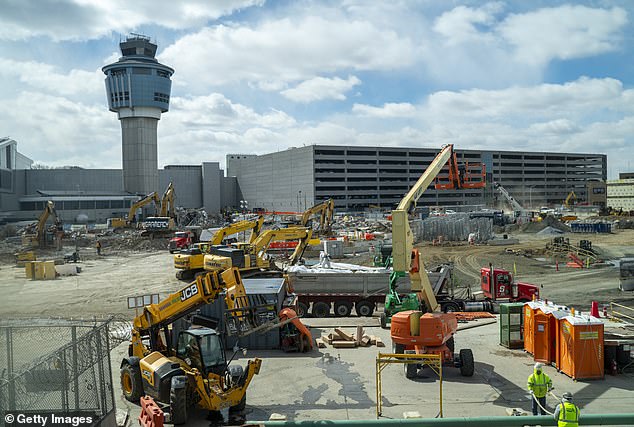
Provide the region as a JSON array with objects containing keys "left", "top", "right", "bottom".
[
  {"left": 557, "top": 402, "right": 579, "bottom": 427},
  {"left": 527, "top": 371, "right": 551, "bottom": 398}
]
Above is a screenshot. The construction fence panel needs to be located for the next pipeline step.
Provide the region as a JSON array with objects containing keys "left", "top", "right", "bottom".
[
  {"left": 420, "top": 214, "right": 493, "bottom": 242},
  {"left": 0, "top": 319, "right": 123, "bottom": 427}
]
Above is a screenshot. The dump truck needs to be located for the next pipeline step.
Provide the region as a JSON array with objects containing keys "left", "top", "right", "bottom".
[{"left": 286, "top": 264, "right": 455, "bottom": 317}]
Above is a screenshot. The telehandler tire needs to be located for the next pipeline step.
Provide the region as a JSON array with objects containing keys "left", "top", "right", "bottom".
[
  {"left": 120, "top": 363, "right": 143, "bottom": 402},
  {"left": 459, "top": 348, "right": 474, "bottom": 377},
  {"left": 170, "top": 376, "right": 188, "bottom": 425}
]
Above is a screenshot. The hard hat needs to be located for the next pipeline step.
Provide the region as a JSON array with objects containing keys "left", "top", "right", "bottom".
[
  {"left": 534, "top": 362, "right": 543, "bottom": 370},
  {"left": 562, "top": 391, "right": 573, "bottom": 401}
]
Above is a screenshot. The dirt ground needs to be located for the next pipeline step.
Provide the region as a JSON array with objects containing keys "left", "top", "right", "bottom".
[{"left": 1, "top": 228, "right": 633, "bottom": 318}]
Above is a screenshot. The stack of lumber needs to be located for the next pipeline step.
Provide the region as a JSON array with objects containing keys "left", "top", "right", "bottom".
[{"left": 316, "top": 326, "right": 385, "bottom": 349}]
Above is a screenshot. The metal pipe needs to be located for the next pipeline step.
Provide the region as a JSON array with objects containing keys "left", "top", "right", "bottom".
[{"left": 253, "top": 413, "right": 634, "bottom": 427}]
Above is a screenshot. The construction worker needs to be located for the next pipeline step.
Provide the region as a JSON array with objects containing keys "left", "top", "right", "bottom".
[
  {"left": 96, "top": 240, "right": 102, "bottom": 256},
  {"left": 527, "top": 362, "right": 553, "bottom": 415},
  {"left": 553, "top": 392, "right": 579, "bottom": 427}
]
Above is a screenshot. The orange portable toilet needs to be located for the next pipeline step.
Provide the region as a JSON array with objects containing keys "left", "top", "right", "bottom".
[
  {"left": 524, "top": 301, "right": 570, "bottom": 358},
  {"left": 558, "top": 314, "right": 604, "bottom": 380}
]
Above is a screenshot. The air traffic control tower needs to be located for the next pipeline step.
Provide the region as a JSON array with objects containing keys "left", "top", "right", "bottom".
[{"left": 102, "top": 34, "right": 174, "bottom": 195}]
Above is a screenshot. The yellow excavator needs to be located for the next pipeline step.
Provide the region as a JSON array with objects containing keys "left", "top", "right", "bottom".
[
  {"left": 108, "top": 192, "right": 161, "bottom": 229},
  {"left": 160, "top": 182, "right": 176, "bottom": 218},
  {"left": 21, "top": 200, "right": 63, "bottom": 248},
  {"left": 203, "top": 227, "right": 314, "bottom": 278},
  {"left": 564, "top": 191, "right": 578, "bottom": 209},
  {"left": 299, "top": 199, "right": 335, "bottom": 236},
  {"left": 174, "top": 217, "right": 265, "bottom": 280},
  {"left": 121, "top": 268, "right": 267, "bottom": 424}
]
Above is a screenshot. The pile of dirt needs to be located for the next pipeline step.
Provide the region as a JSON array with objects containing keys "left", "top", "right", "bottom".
[
  {"left": 99, "top": 234, "right": 169, "bottom": 253},
  {"left": 520, "top": 216, "right": 569, "bottom": 233}
]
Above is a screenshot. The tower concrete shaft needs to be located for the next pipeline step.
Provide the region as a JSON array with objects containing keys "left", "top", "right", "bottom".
[{"left": 102, "top": 34, "right": 173, "bottom": 195}]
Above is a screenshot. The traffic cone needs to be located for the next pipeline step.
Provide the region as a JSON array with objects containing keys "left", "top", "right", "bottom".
[{"left": 590, "top": 301, "right": 599, "bottom": 318}]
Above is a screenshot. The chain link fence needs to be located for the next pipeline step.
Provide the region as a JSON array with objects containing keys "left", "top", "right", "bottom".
[{"left": 0, "top": 318, "right": 131, "bottom": 426}]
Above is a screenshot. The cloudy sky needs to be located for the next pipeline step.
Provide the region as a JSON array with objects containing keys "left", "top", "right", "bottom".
[{"left": 1, "top": 0, "right": 632, "bottom": 177}]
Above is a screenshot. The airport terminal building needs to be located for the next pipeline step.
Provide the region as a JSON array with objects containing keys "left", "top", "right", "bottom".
[
  {"left": 227, "top": 145, "right": 607, "bottom": 212},
  {"left": 0, "top": 138, "right": 607, "bottom": 224}
]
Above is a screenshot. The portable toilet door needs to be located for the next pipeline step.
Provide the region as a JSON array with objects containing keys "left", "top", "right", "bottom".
[
  {"left": 533, "top": 310, "right": 552, "bottom": 364},
  {"left": 523, "top": 303, "right": 535, "bottom": 354}
]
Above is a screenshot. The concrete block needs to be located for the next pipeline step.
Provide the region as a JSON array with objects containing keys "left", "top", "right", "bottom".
[
  {"left": 269, "top": 413, "right": 287, "bottom": 421},
  {"left": 403, "top": 411, "right": 421, "bottom": 418}
]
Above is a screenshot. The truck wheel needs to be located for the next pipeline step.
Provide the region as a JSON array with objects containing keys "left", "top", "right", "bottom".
[
  {"left": 380, "top": 312, "right": 388, "bottom": 329},
  {"left": 170, "top": 376, "right": 188, "bottom": 425},
  {"left": 404, "top": 350, "right": 417, "bottom": 379},
  {"left": 442, "top": 302, "right": 461, "bottom": 313},
  {"left": 120, "top": 363, "right": 143, "bottom": 402},
  {"left": 312, "top": 302, "right": 330, "bottom": 317},
  {"left": 459, "top": 349, "right": 474, "bottom": 377},
  {"left": 355, "top": 301, "right": 375, "bottom": 317},
  {"left": 296, "top": 302, "right": 309, "bottom": 317},
  {"left": 334, "top": 301, "right": 352, "bottom": 317}
]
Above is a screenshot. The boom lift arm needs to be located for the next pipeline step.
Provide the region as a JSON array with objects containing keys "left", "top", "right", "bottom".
[{"left": 392, "top": 145, "right": 456, "bottom": 312}]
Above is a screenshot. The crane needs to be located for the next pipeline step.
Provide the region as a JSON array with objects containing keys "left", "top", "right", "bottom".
[{"left": 493, "top": 182, "right": 533, "bottom": 223}]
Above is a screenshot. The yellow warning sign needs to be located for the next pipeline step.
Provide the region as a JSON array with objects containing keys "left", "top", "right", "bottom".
[{"left": 579, "top": 331, "right": 599, "bottom": 340}]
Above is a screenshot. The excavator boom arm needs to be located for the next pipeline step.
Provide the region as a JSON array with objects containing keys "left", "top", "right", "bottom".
[
  {"left": 127, "top": 192, "right": 161, "bottom": 222},
  {"left": 209, "top": 217, "right": 264, "bottom": 245}
]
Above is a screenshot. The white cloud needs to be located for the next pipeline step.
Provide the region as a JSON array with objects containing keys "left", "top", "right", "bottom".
[
  {"left": 159, "top": 16, "right": 416, "bottom": 90},
  {"left": 499, "top": 5, "right": 628, "bottom": 66},
  {"left": 168, "top": 93, "right": 296, "bottom": 130},
  {"left": 352, "top": 102, "right": 417, "bottom": 118},
  {"left": 0, "top": 58, "right": 103, "bottom": 98},
  {"left": 426, "top": 77, "right": 628, "bottom": 120},
  {"left": 528, "top": 119, "right": 580, "bottom": 135},
  {"left": 281, "top": 76, "right": 361, "bottom": 103},
  {"left": 0, "top": 0, "right": 264, "bottom": 41},
  {"left": 433, "top": 2, "right": 503, "bottom": 45}
]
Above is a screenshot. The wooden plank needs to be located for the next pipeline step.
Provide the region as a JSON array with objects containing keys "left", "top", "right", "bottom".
[
  {"left": 369, "top": 335, "right": 378, "bottom": 345},
  {"left": 331, "top": 340, "right": 357, "bottom": 348},
  {"left": 361, "top": 335, "right": 371, "bottom": 346},
  {"left": 356, "top": 325, "right": 364, "bottom": 346},
  {"left": 375, "top": 337, "right": 385, "bottom": 347},
  {"left": 316, "top": 338, "right": 327, "bottom": 348},
  {"left": 334, "top": 328, "right": 354, "bottom": 341}
]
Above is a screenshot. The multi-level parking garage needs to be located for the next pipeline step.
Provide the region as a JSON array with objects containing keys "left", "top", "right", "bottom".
[{"left": 227, "top": 145, "right": 606, "bottom": 211}]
